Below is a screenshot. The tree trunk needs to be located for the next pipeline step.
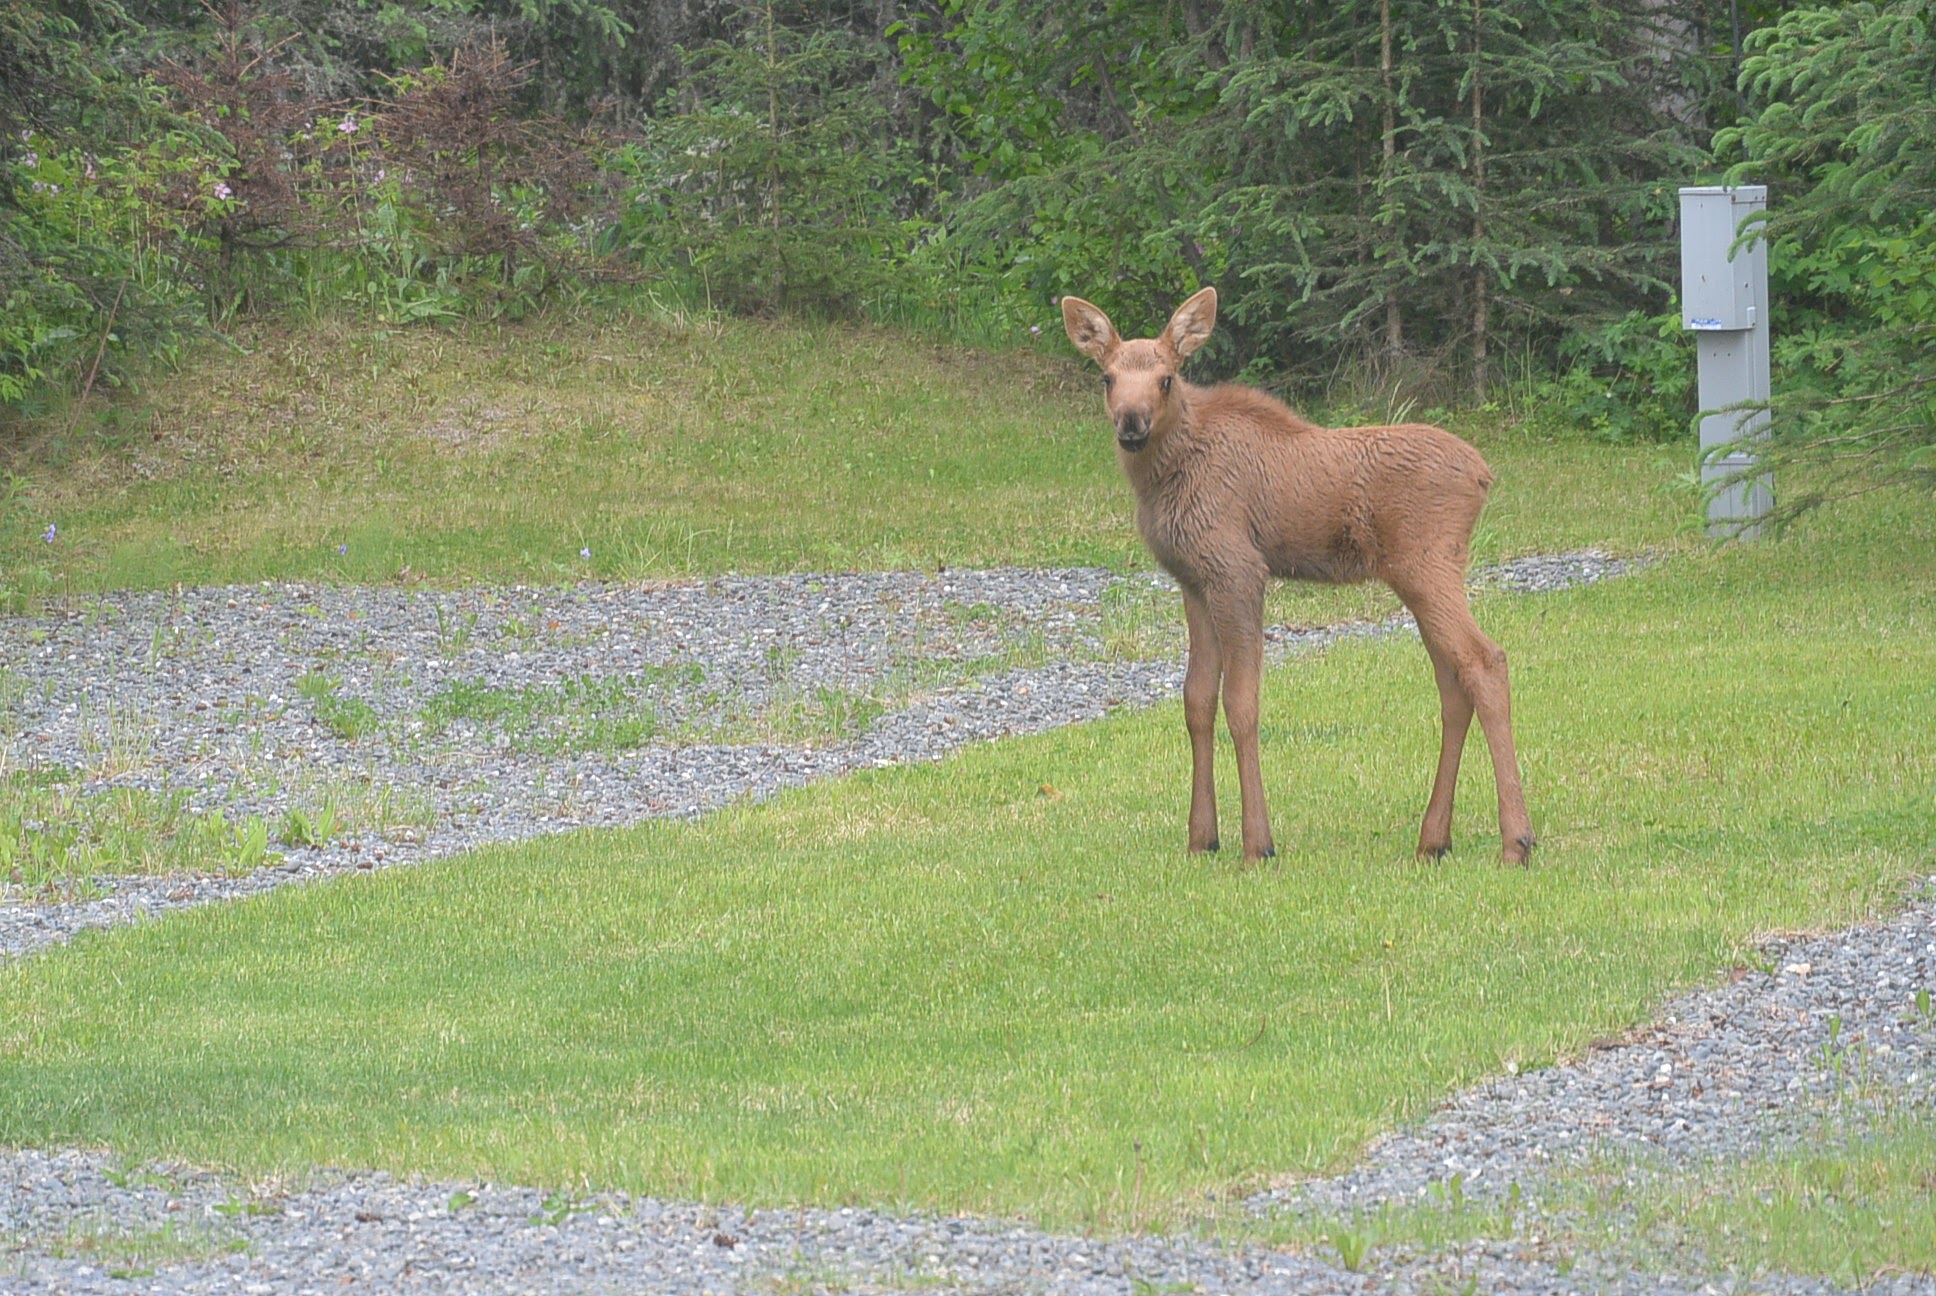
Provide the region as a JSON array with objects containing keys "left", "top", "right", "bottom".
[
  {"left": 764, "top": 0, "right": 784, "bottom": 310},
  {"left": 1180, "top": 0, "right": 1226, "bottom": 69},
  {"left": 1469, "top": 0, "right": 1489, "bottom": 406},
  {"left": 1380, "top": 0, "right": 1403, "bottom": 362}
]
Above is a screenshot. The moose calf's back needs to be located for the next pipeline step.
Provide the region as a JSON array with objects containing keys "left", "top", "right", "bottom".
[{"left": 1133, "top": 382, "right": 1494, "bottom": 592}]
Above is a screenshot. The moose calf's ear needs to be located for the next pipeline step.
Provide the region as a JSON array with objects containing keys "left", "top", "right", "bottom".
[
  {"left": 1061, "top": 296, "right": 1120, "bottom": 365},
  {"left": 1162, "top": 286, "right": 1217, "bottom": 360}
]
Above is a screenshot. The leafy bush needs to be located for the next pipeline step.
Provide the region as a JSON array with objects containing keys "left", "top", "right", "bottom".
[
  {"left": 1534, "top": 310, "right": 1695, "bottom": 443},
  {"left": 1, "top": 125, "right": 205, "bottom": 416},
  {"left": 365, "top": 39, "right": 619, "bottom": 319}
]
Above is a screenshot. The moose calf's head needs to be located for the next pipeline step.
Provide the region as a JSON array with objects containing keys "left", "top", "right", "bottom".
[{"left": 1061, "top": 287, "right": 1217, "bottom": 453}]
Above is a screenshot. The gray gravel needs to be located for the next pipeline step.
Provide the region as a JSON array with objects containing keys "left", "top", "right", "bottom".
[
  {"left": 1, "top": 553, "right": 1641, "bottom": 959},
  {"left": 9, "top": 549, "right": 1932, "bottom": 1294}
]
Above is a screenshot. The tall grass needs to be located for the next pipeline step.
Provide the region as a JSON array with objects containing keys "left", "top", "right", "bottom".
[{"left": 1, "top": 305, "right": 1689, "bottom": 602}]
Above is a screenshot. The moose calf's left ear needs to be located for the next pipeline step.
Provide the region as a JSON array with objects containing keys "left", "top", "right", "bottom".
[
  {"left": 1062, "top": 296, "right": 1120, "bottom": 365},
  {"left": 1163, "top": 286, "right": 1217, "bottom": 360}
]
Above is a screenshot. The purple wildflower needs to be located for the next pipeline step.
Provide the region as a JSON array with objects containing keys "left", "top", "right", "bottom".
[
  {"left": 579, "top": 547, "right": 591, "bottom": 560},
  {"left": 214, "top": 182, "right": 233, "bottom": 200},
  {"left": 42, "top": 523, "right": 57, "bottom": 543},
  {"left": 338, "top": 116, "right": 359, "bottom": 135}
]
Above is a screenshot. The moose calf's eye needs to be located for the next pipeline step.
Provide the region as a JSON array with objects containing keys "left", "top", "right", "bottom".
[
  {"left": 1160, "top": 376, "right": 1173, "bottom": 394},
  {"left": 1102, "top": 375, "right": 1115, "bottom": 390}
]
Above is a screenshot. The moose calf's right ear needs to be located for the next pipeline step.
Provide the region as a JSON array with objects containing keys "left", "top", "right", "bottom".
[
  {"left": 1061, "top": 296, "right": 1119, "bottom": 365},
  {"left": 1163, "top": 286, "right": 1217, "bottom": 360}
]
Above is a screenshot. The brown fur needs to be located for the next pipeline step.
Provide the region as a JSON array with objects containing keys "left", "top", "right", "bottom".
[{"left": 1062, "top": 286, "right": 1534, "bottom": 864}]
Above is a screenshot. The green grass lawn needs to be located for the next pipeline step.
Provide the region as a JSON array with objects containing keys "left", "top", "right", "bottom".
[{"left": 3, "top": 478, "right": 1929, "bottom": 1235}]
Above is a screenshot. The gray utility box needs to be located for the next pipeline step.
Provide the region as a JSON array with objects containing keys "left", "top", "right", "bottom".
[{"left": 1679, "top": 185, "right": 1773, "bottom": 538}]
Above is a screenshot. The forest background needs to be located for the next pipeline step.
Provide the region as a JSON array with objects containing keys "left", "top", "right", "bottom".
[{"left": 1, "top": 0, "right": 1931, "bottom": 507}]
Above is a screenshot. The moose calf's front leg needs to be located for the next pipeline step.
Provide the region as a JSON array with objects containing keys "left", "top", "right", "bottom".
[
  {"left": 1181, "top": 590, "right": 1222, "bottom": 853},
  {"left": 1212, "top": 590, "right": 1276, "bottom": 862}
]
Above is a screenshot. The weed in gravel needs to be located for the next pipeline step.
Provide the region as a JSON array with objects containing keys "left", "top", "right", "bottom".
[
  {"left": 529, "top": 1188, "right": 595, "bottom": 1227},
  {"left": 288, "top": 770, "right": 436, "bottom": 842},
  {"left": 761, "top": 643, "right": 803, "bottom": 680},
  {"left": 211, "top": 1194, "right": 282, "bottom": 1218},
  {"left": 32, "top": 1217, "right": 247, "bottom": 1276},
  {"left": 940, "top": 599, "right": 1006, "bottom": 628},
  {"left": 278, "top": 803, "right": 342, "bottom": 849},
  {"left": 100, "top": 1161, "right": 178, "bottom": 1192},
  {"left": 295, "top": 672, "right": 384, "bottom": 741},
  {"left": 1099, "top": 580, "right": 1179, "bottom": 661},
  {"left": 725, "top": 682, "right": 886, "bottom": 746},
  {"left": 432, "top": 605, "right": 481, "bottom": 657},
  {"left": 1, "top": 774, "right": 281, "bottom": 889},
  {"left": 79, "top": 700, "right": 155, "bottom": 777},
  {"left": 1261, "top": 1175, "right": 1519, "bottom": 1261},
  {"left": 418, "top": 669, "right": 692, "bottom": 755},
  {"left": 0, "top": 668, "right": 27, "bottom": 734}
]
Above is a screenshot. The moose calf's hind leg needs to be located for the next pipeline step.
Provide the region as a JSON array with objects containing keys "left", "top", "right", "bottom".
[
  {"left": 1462, "top": 635, "right": 1534, "bottom": 865},
  {"left": 1400, "top": 579, "right": 1533, "bottom": 866}
]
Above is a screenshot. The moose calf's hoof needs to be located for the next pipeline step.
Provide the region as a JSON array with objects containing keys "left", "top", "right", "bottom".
[{"left": 1503, "top": 834, "right": 1537, "bottom": 866}]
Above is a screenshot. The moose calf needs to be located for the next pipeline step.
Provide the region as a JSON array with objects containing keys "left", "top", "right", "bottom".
[{"left": 1061, "top": 287, "right": 1534, "bottom": 864}]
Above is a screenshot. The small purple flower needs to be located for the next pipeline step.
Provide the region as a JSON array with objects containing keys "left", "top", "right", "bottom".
[
  {"left": 579, "top": 547, "right": 591, "bottom": 560},
  {"left": 42, "top": 523, "right": 57, "bottom": 543},
  {"left": 338, "top": 116, "right": 359, "bottom": 135},
  {"left": 213, "top": 181, "right": 233, "bottom": 200},
  {"left": 1029, "top": 325, "right": 1041, "bottom": 335},
  {"left": 337, "top": 543, "right": 348, "bottom": 555},
  {"left": 373, "top": 169, "right": 386, "bottom": 183}
]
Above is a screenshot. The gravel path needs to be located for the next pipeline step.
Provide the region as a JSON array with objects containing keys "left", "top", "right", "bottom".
[
  {"left": 1, "top": 553, "right": 1636, "bottom": 959},
  {"left": 6, "top": 551, "right": 1932, "bottom": 1295}
]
